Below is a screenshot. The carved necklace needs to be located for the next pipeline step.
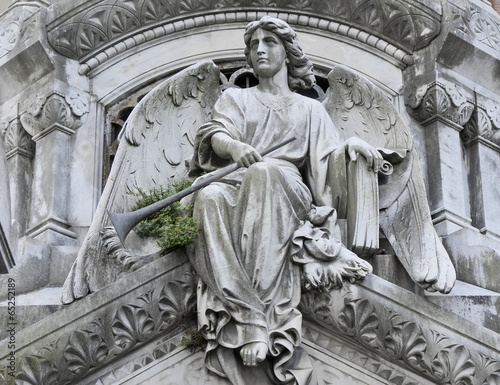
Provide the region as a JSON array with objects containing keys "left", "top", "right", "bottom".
[{"left": 251, "top": 87, "right": 298, "bottom": 111}]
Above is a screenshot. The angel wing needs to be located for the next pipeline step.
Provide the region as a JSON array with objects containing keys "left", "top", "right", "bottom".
[
  {"left": 62, "top": 60, "right": 221, "bottom": 303},
  {"left": 323, "top": 64, "right": 456, "bottom": 293}
]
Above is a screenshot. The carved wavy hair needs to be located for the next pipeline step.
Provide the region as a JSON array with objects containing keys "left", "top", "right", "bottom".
[{"left": 244, "top": 16, "right": 316, "bottom": 90}]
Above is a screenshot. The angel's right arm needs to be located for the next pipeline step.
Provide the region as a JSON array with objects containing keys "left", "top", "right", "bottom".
[{"left": 211, "top": 133, "right": 262, "bottom": 168}]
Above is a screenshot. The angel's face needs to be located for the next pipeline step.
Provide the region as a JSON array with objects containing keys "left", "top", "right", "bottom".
[{"left": 249, "top": 28, "right": 287, "bottom": 79}]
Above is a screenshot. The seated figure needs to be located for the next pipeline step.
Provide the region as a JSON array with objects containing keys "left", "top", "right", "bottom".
[{"left": 187, "top": 16, "right": 379, "bottom": 385}]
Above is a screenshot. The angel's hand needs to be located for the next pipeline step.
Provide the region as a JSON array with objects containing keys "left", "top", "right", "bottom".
[
  {"left": 229, "top": 141, "right": 263, "bottom": 168},
  {"left": 344, "top": 137, "right": 382, "bottom": 173}
]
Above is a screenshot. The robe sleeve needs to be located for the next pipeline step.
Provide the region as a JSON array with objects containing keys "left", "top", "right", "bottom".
[{"left": 190, "top": 89, "right": 246, "bottom": 173}]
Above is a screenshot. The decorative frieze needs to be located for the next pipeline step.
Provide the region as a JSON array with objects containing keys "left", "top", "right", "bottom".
[
  {"left": 0, "top": 260, "right": 197, "bottom": 385},
  {"left": 47, "top": 0, "right": 441, "bottom": 74},
  {"left": 300, "top": 282, "right": 500, "bottom": 385},
  {"left": 0, "top": 7, "right": 39, "bottom": 61},
  {"left": 452, "top": 3, "right": 500, "bottom": 56}
]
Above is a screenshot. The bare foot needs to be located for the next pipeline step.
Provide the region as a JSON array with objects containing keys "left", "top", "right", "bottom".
[
  {"left": 240, "top": 342, "right": 268, "bottom": 366},
  {"left": 424, "top": 241, "right": 456, "bottom": 294}
]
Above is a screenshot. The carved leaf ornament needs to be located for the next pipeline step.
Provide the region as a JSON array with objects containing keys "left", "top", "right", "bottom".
[
  {"left": 300, "top": 287, "right": 500, "bottom": 385},
  {"left": 10, "top": 271, "right": 196, "bottom": 385},
  {"left": 48, "top": 0, "right": 441, "bottom": 64}
]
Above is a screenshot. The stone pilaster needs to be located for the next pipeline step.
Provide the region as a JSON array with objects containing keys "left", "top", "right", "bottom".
[
  {"left": 462, "top": 100, "right": 500, "bottom": 239},
  {"left": 3, "top": 116, "right": 35, "bottom": 249},
  {"left": 20, "top": 92, "right": 88, "bottom": 245},
  {"left": 409, "top": 81, "right": 475, "bottom": 236}
]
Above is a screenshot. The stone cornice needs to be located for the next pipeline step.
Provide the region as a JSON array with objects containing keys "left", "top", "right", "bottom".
[{"left": 46, "top": 0, "right": 442, "bottom": 74}]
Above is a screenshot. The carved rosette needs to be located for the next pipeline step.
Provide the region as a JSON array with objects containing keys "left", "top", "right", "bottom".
[
  {"left": 47, "top": 0, "right": 441, "bottom": 73},
  {"left": 452, "top": 3, "right": 500, "bottom": 56},
  {"left": 0, "top": 7, "right": 39, "bottom": 60},
  {"left": 300, "top": 286, "right": 500, "bottom": 385},
  {"left": 1, "top": 270, "right": 197, "bottom": 385},
  {"left": 408, "top": 81, "right": 475, "bottom": 129}
]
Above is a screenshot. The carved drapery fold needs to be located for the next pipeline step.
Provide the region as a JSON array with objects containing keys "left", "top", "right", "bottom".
[{"left": 47, "top": 0, "right": 441, "bottom": 74}]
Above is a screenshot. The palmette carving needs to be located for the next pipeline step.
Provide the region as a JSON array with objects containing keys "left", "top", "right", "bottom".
[
  {"left": 301, "top": 286, "right": 500, "bottom": 385},
  {"left": 10, "top": 270, "right": 196, "bottom": 385}
]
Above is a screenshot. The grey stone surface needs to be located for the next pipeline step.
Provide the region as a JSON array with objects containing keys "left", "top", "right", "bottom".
[{"left": 0, "top": 0, "right": 499, "bottom": 383}]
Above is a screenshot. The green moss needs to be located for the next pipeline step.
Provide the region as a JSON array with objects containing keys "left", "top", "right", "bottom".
[
  {"left": 132, "top": 179, "right": 198, "bottom": 254},
  {"left": 181, "top": 331, "right": 206, "bottom": 352}
]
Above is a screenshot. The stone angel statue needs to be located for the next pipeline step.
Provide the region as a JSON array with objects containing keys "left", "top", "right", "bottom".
[{"left": 62, "top": 15, "right": 456, "bottom": 385}]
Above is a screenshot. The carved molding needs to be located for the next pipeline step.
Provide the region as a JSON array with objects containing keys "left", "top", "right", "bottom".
[
  {"left": 407, "top": 81, "right": 475, "bottom": 129},
  {"left": 300, "top": 285, "right": 500, "bottom": 385},
  {"left": 3, "top": 118, "right": 35, "bottom": 159},
  {"left": 19, "top": 92, "right": 90, "bottom": 138},
  {"left": 47, "top": 0, "right": 442, "bottom": 74},
  {"left": 0, "top": 268, "right": 197, "bottom": 385}
]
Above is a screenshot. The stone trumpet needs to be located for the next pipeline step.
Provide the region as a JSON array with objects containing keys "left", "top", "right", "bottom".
[{"left": 107, "top": 137, "right": 297, "bottom": 244}]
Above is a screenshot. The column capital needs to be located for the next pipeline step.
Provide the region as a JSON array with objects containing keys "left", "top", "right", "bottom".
[
  {"left": 3, "top": 117, "right": 35, "bottom": 159},
  {"left": 20, "top": 90, "right": 90, "bottom": 137},
  {"left": 406, "top": 80, "right": 475, "bottom": 129},
  {"left": 462, "top": 99, "right": 500, "bottom": 149}
]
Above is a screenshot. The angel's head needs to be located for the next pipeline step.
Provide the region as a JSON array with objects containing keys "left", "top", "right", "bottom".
[{"left": 244, "top": 16, "right": 316, "bottom": 91}]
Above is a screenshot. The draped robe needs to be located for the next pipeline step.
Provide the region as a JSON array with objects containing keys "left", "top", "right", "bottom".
[{"left": 188, "top": 87, "right": 342, "bottom": 384}]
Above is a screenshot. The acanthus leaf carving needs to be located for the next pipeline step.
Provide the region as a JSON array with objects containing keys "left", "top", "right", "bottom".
[
  {"left": 15, "top": 355, "right": 61, "bottom": 385},
  {"left": 63, "top": 328, "right": 109, "bottom": 376},
  {"left": 338, "top": 298, "right": 381, "bottom": 350},
  {"left": 431, "top": 345, "right": 475, "bottom": 385}
]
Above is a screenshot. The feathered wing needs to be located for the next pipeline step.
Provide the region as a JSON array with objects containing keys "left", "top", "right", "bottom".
[
  {"left": 62, "top": 60, "right": 221, "bottom": 304},
  {"left": 323, "top": 64, "right": 456, "bottom": 293}
]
